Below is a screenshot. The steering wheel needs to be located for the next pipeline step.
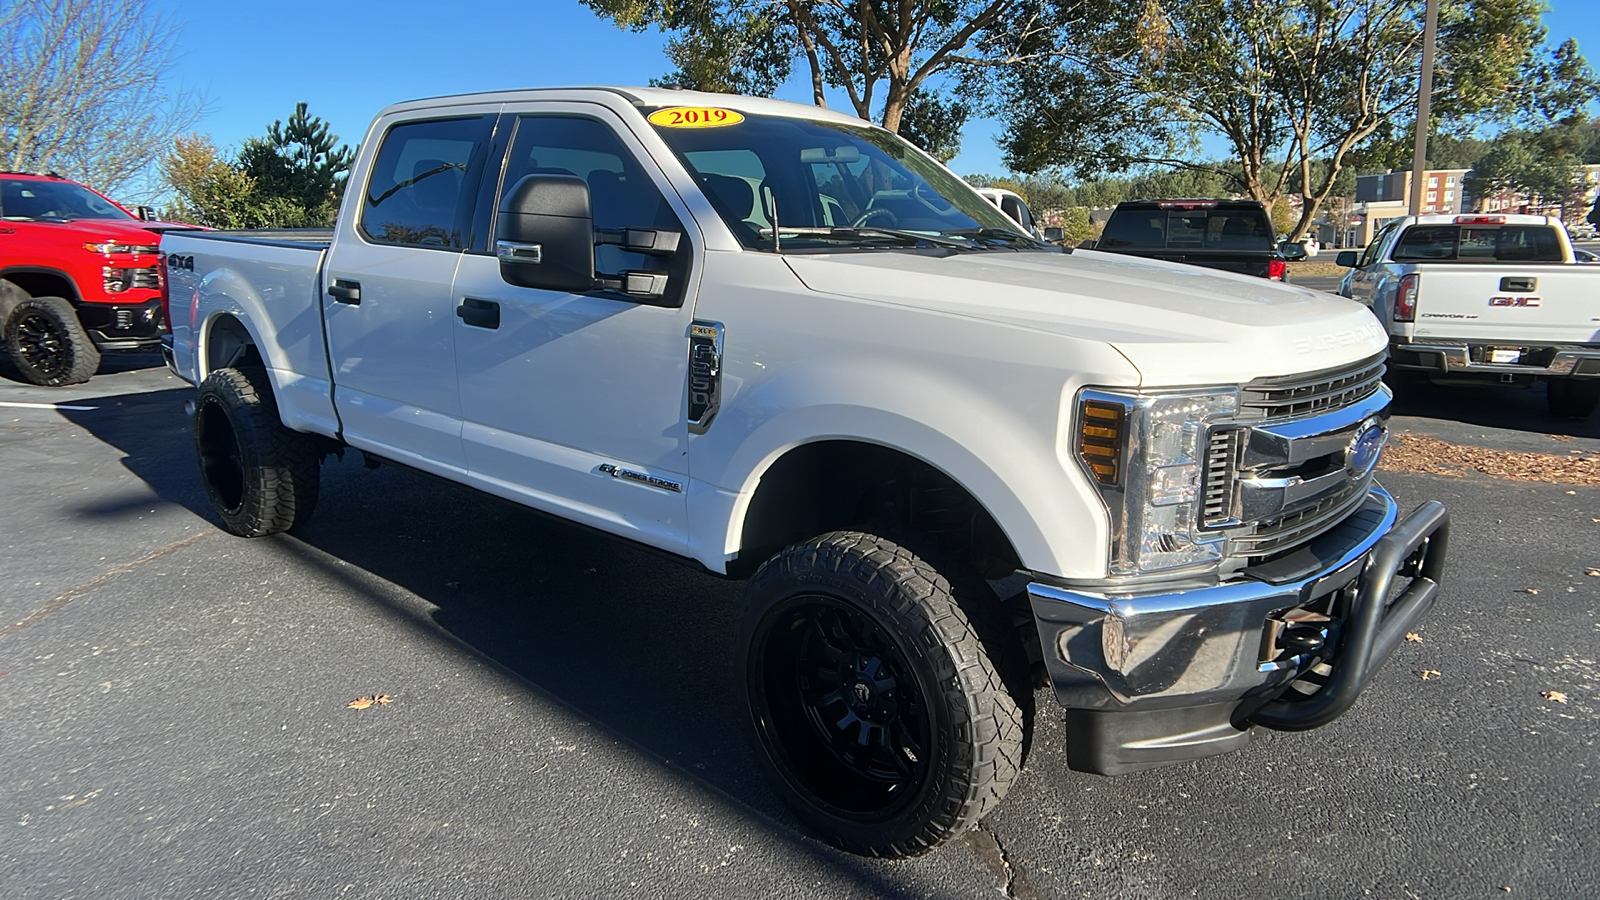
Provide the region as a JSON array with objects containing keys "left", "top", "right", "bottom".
[
  {"left": 911, "top": 180, "right": 954, "bottom": 215},
  {"left": 851, "top": 206, "right": 898, "bottom": 228}
]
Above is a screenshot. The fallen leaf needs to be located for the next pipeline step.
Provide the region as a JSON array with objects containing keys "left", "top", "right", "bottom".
[
  {"left": 1405, "top": 632, "right": 1423, "bottom": 643},
  {"left": 1542, "top": 690, "right": 1568, "bottom": 703},
  {"left": 1522, "top": 588, "right": 1540, "bottom": 595},
  {"left": 347, "top": 696, "right": 375, "bottom": 710},
  {"left": 1420, "top": 669, "right": 1442, "bottom": 680},
  {"left": 1585, "top": 568, "right": 1600, "bottom": 577},
  {"left": 374, "top": 694, "right": 394, "bottom": 706},
  {"left": 1568, "top": 490, "right": 1578, "bottom": 495}
]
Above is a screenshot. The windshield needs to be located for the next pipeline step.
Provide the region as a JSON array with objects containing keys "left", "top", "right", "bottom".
[
  {"left": 1100, "top": 207, "right": 1273, "bottom": 252},
  {"left": 0, "top": 178, "right": 133, "bottom": 222},
  {"left": 647, "top": 109, "right": 1039, "bottom": 252}
]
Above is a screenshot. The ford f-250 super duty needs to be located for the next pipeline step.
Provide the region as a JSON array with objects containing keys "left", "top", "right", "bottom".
[
  {"left": 1338, "top": 213, "right": 1600, "bottom": 418},
  {"left": 160, "top": 88, "right": 1450, "bottom": 858}
]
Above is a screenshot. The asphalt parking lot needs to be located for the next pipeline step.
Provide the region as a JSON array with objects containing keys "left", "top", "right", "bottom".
[{"left": 3, "top": 351, "right": 1597, "bottom": 899}]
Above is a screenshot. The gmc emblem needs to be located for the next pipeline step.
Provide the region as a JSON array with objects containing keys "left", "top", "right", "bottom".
[{"left": 1487, "top": 295, "right": 1540, "bottom": 307}]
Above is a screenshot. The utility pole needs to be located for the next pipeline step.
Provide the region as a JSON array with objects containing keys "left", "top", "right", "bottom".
[{"left": 1408, "top": 0, "right": 1441, "bottom": 215}]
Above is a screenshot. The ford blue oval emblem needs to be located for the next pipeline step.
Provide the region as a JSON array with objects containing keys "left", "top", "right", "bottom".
[{"left": 1347, "top": 420, "right": 1386, "bottom": 475}]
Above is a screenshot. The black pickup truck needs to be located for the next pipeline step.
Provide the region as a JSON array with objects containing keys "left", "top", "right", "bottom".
[{"left": 1085, "top": 199, "right": 1301, "bottom": 281}]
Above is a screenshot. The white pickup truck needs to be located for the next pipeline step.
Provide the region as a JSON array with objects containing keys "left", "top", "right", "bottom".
[
  {"left": 1338, "top": 213, "right": 1600, "bottom": 418},
  {"left": 160, "top": 87, "right": 1448, "bottom": 857}
]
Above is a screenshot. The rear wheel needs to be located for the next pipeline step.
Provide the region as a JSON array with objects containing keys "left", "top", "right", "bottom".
[
  {"left": 194, "top": 366, "right": 321, "bottom": 536},
  {"left": 736, "top": 531, "right": 1024, "bottom": 857},
  {"left": 1548, "top": 378, "right": 1600, "bottom": 419},
  {"left": 2, "top": 295, "right": 100, "bottom": 386}
]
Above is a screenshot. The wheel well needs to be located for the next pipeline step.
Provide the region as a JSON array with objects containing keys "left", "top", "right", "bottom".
[
  {"left": 204, "top": 314, "right": 264, "bottom": 375},
  {"left": 732, "top": 441, "right": 1022, "bottom": 581},
  {"left": 2, "top": 271, "right": 80, "bottom": 304}
]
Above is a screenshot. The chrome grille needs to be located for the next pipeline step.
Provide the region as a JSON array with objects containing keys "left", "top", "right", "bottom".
[
  {"left": 1201, "top": 428, "right": 1239, "bottom": 528},
  {"left": 1240, "top": 353, "right": 1386, "bottom": 421},
  {"left": 128, "top": 266, "right": 160, "bottom": 289},
  {"left": 1225, "top": 470, "right": 1375, "bottom": 558}
]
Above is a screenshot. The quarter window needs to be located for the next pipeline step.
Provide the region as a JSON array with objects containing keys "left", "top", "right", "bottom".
[{"left": 361, "top": 116, "right": 493, "bottom": 249}]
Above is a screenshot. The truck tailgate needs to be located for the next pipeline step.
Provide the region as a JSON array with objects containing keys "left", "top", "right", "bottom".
[{"left": 1412, "top": 266, "right": 1600, "bottom": 344}]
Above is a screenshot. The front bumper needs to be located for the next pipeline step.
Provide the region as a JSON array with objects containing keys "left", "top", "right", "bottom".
[
  {"left": 1027, "top": 486, "right": 1448, "bottom": 775},
  {"left": 1390, "top": 339, "right": 1600, "bottom": 379},
  {"left": 77, "top": 299, "right": 165, "bottom": 350}
]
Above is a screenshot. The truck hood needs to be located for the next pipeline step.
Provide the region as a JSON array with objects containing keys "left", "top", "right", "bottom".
[
  {"left": 782, "top": 248, "right": 1386, "bottom": 386},
  {"left": 28, "top": 217, "right": 189, "bottom": 246}
]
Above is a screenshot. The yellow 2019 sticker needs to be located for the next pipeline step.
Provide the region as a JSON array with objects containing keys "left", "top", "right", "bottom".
[{"left": 648, "top": 107, "right": 744, "bottom": 128}]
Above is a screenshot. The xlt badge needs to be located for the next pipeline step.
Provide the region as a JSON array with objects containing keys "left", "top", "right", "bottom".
[{"left": 688, "top": 320, "right": 724, "bottom": 434}]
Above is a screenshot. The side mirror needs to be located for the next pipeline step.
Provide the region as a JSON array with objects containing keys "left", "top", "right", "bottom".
[
  {"left": 1043, "top": 226, "right": 1065, "bottom": 243},
  {"left": 137, "top": 205, "right": 156, "bottom": 221},
  {"left": 1335, "top": 250, "right": 1359, "bottom": 268},
  {"left": 1278, "top": 241, "right": 1308, "bottom": 261},
  {"left": 496, "top": 174, "right": 596, "bottom": 292}
]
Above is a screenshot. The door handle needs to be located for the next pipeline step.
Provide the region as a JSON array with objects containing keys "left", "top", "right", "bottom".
[
  {"left": 456, "top": 297, "right": 500, "bottom": 329},
  {"left": 328, "top": 279, "right": 362, "bottom": 304}
]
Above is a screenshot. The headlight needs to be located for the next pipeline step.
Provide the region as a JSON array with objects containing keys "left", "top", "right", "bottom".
[
  {"left": 84, "top": 243, "right": 161, "bottom": 255},
  {"left": 1076, "top": 386, "right": 1240, "bottom": 576}
]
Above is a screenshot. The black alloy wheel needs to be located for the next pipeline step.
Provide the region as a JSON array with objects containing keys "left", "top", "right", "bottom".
[
  {"left": 1, "top": 295, "right": 99, "bottom": 386},
  {"left": 753, "top": 594, "right": 934, "bottom": 820},
  {"left": 737, "top": 531, "right": 1025, "bottom": 857}
]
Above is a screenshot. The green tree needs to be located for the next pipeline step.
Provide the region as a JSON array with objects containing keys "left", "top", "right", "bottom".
[
  {"left": 1465, "top": 123, "right": 1588, "bottom": 220},
  {"left": 998, "top": 0, "right": 1600, "bottom": 240},
  {"left": 1055, "top": 205, "right": 1097, "bottom": 244},
  {"left": 159, "top": 134, "right": 260, "bottom": 228},
  {"left": 237, "top": 102, "right": 353, "bottom": 226},
  {"left": 582, "top": 0, "right": 1056, "bottom": 150}
]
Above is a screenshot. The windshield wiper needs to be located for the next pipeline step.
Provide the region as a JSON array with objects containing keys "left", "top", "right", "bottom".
[
  {"left": 944, "top": 227, "right": 1044, "bottom": 247},
  {"left": 760, "top": 226, "right": 971, "bottom": 249}
]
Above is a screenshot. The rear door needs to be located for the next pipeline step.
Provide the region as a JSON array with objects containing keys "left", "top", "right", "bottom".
[
  {"left": 449, "top": 103, "right": 700, "bottom": 554},
  {"left": 321, "top": 107, "right": 499, "bottom": 473}
]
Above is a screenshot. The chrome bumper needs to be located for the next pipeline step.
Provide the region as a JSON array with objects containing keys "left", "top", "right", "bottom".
[
  {"left": 1027, "top": 486, "right": 1449, "bottom": 774},
  {"left": 1391, "top": 340, "right": 1600, "bottom": 377}
]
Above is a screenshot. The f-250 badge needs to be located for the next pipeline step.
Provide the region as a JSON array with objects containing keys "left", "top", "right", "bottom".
[
  {"left": 688, "top": 321, "right": 724, "bottom": 434},
  {"left": 1488, "top": 295, "right": 1540, "bottom": 307}
]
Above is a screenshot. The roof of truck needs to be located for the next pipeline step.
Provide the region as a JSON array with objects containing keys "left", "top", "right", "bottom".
[{"left": 378, "top": 86, "right": 873, "bottom": 128}]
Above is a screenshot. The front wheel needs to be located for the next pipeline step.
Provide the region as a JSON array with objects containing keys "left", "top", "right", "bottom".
[
  {"left": 194, "top": 367, "right": 321, "bottom": 536},
  {"left": 736, "top": 531, "right": 1024, "bottom": 857},
  {"left": 2, "top": 295, "right": 100, "bottom": 386},
  {"left": 1548, "top": 378, "right": 1600, "bottom": 419}
]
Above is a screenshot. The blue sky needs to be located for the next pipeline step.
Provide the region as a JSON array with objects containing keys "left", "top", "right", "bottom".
[{"left": 153, "top": 0, "right": 1600, "bottom": 186}]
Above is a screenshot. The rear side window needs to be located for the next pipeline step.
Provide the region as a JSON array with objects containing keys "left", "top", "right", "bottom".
[
  {"left": 1100, "top": 208, "right": 1273, "bottom": 251},
  {"left": 1393, "top": 225, "right": 1563, "bottom": 262},
  {"left": 361, "top": 116, "right": 493, "bottom": 249}
]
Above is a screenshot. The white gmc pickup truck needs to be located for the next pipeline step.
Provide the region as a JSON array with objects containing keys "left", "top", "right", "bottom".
[
  {"left": 1338, "top": 213, "right": 1600, "bottom": 418},
  {"left": 160, "top": 87, "right": 1449, "bottom": 857}
]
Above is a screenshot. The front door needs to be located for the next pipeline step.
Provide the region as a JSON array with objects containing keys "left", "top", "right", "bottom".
[
  {"left": 451, "top": 106, "right": 699, "bottom": 553},
  {"left": 321, "top": 110, "right": 499, "bottom": 473}
]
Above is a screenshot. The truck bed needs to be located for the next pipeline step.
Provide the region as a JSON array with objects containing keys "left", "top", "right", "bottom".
[{"left": 175, "top": 228, "right": 333, "bottom": 249}]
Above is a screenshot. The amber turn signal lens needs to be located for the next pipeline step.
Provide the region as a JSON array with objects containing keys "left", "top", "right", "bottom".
[{"left": 1079, "top": 400, "right": 1125, "bottom": 485}]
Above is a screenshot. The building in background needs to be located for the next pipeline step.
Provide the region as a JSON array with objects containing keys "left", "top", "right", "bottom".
[{"left": 1345, "top": 168, "right": 1469, "bottom": 246}]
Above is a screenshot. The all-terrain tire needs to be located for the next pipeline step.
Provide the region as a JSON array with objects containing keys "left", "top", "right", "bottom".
[
  {"left": 2, "top": 295, "right": 100, "bottom": 386},
  {"left": 194, "top": 366, "right": 320, "bottom": 536},
  {"left": 1548, "top": 378, "right": 1600, "bottom": 419},
  {"left": 736, "top": 531, "right": 1025, "bottom": 858}
]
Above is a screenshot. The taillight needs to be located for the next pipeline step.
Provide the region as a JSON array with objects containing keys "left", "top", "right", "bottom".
[
  {"left": 157, "top": 255, "right": 172, "bottom": 334},
  {"left": 1454, "top": 215, "right": 1505, "bottom": 225},
  {"left": 1394, "top": 273, "right": 1419, "bottom": 322},
  {"left": 1268, "top": 259, "right": 1287, "bottom": 281}
]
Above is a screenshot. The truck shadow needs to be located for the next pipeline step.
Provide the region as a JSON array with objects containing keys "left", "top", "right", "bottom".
[
  {"left": 0, "top": 348, "right": 167, "bottom": 386},
  {"left": 54, "top": 394, "right": 937, "bottom": 889},
  {"left": 1388, "top": 378, "right": 1600, "bottom": 440}
]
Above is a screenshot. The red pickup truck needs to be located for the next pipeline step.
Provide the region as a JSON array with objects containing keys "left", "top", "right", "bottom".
[{"left": 0, "top": 172, "right": 186, "bottom": 385}]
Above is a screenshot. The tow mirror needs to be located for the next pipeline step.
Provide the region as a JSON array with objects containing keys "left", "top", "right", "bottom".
[
  {"left": 1043, "top": 226, "right": 1065, "bottom": 242},
  {"left": 496, "top": 174, "right": 596, "bottom": 292},
  {"left": 1335, "top": 250, "right": 1359, "bottom": 268},
  {"left": 1279, "top": 241, "right": 1308, "bottom": 261},
  {"left": 137, "top": 205, "right": 156, "bottom": 221}
]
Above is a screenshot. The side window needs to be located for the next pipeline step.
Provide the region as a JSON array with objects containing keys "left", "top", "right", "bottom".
[
  {"left": 503, "top": 115, "right": 685, "bottom": 280},
  {"left": 361, "top": 116, "right": 492, "bottom": 249},
  {"left": 1361, "top": 224, "right": 1395, "bottom": 266}
]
